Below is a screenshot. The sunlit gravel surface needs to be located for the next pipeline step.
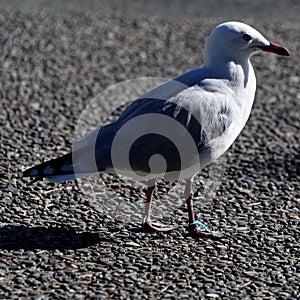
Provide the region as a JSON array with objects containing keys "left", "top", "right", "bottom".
[{"left": 0, "top": 5, "right": 299, "bottom": 300}]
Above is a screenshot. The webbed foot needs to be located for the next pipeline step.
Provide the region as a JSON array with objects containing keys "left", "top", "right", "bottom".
[{"left": 143, "top": 222, "right": 178, "bottom": 233}]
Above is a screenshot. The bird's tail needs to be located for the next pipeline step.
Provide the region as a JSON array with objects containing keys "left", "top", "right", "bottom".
[{"left": 20, "top": 153, "right": 78, "bottom": 183}]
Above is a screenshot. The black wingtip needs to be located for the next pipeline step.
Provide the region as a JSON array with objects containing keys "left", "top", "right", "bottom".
[
  {"left": 20, "top": 153, "right": 75, "bottom": 185},
  {"left": 20, "top": 167, "right": 39, "bottom": 178}
]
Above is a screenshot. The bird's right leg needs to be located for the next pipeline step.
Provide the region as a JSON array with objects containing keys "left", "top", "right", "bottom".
[{"left": 185, "top": 179, "right": 222, "bottom": 238}]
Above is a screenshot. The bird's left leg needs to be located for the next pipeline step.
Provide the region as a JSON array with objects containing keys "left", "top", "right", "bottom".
[
  {"left": 142, "top": 180, "right": 177, "bottom": 232},
  {"left": 185, "top": 179, "right": 221, "bottom": 237}
]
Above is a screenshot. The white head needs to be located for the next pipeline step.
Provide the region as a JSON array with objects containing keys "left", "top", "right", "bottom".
[{"left": 204, "top": 21, "right": 290, "bottom": 66}]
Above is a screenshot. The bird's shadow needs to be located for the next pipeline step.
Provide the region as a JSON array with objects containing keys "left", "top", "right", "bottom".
[{"left": 0, "top": 225, "right": 100, "bottom": 251}]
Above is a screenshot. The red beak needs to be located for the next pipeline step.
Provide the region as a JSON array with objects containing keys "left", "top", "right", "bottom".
[{"left": 260, "top": 42, "right": 290, "bottom": 56}]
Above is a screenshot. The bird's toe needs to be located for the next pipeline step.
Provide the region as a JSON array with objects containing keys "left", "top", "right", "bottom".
[{"left": 142, "top": 222, "right": 178, "bottom": 233}]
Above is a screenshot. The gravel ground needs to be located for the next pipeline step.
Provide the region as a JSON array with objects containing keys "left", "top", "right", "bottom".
[{"left": 0, "top": 3, "right": 299, "bottom": 300}]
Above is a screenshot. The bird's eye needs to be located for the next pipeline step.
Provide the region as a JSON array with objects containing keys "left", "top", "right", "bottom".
[{"left": 243, "top": 34, "right": 252, "bottom": 41}]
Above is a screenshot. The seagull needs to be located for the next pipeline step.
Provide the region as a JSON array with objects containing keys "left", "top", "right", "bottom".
[{"left": 21, "top": 21, "right": 290, "bottom": 237}]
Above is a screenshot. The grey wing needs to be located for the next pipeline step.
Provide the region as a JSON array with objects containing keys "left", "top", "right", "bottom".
[
  {"left": 72, "top": 82, "right": 235, "bottom": 178},
  {"left": 105, "top": 84, "right": 235, "bottom": 176}
]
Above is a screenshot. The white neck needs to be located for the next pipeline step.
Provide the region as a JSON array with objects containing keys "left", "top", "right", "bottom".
[{"left": 204, "top": 57, "right": 257, "bottom": 125}]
